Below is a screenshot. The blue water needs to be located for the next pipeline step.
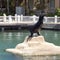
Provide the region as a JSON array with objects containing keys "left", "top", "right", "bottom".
[{"left": 0, "top": 30, "right": 60, "bottom": 60}]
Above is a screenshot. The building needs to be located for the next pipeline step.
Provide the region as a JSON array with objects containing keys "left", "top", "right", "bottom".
[
  {"left": 27, "top": 0, "right": 60, "bottom": 15},
  {"left": 45, "top": 0, "right": 60, "bottom": 13},
  {"left": 0, "top": 0, "right": 60, "bottom": 15}
]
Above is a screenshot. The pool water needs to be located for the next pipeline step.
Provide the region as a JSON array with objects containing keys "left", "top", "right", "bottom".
[{"left": 0, "top": 30, "right": 60, "bottom": 60}]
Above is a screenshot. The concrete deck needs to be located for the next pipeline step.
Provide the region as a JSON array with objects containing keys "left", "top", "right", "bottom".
[
  {"left": 43, "top": 23, "right": 60, "bottom": 30},
  {"left": 0, "top": 22, "right": 60, "bottom": 30}
]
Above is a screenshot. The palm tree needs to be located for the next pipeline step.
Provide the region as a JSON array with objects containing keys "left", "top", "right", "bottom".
[
  {"left": 35, "top": 0, "right": 46, "bottom": 12},
  {"left": 7, "top": 0, "right": 9, "bottom": 14},
  {"left": 34, "top": 0, "right": 49, "bottom": 14},
  {"left": 0, "top": 0, "right": 3, "bottom": 14},
  {"left": 10, "top": 0, "right": 16, "bottom": 15}
]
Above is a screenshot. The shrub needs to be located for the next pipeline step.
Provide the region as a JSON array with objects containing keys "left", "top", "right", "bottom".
[{"left": 55, "top": 8, "right": 60, "bottom": 16}]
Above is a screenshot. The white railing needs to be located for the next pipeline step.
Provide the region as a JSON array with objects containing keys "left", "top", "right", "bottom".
[
  {"left": 0, "top": 14, "right": 60, "bottom": 24},
  {"left": 44, "top": 15, "right": 60, "bottom": 23},
  {"left": 0, "top": 14, "right": 38, "bottom": 24}
]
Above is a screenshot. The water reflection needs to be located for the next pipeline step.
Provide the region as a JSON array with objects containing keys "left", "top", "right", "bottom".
[
  {"left": 20, "top": 55, "right": 60, "bottom": 60},
  {"left": 54, "top": 32, "right": 58, "bottom": 38},
  {"left": 0, "top": 30, "right": 60, "bottom": 60}
]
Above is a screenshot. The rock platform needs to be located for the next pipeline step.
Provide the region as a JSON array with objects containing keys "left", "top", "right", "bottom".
[{"left": 6, "top": 36, "right": 60, "bottom": 56}]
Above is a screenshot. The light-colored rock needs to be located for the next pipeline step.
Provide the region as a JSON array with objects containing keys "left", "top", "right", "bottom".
[{"left": 6, "top": 36, "right": 60, "bottom": 56}]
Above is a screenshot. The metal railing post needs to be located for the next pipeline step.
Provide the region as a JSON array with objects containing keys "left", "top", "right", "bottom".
[
  {"left": 15, "top": 14, "right": 17, "bottom": 22},
  {"left": 33, "top": 15, "right": 36, "bottom": 23},
  {"left": 8, "top": 15, "right": 12, "bottom": 23},
  {"left": 44, "top": 16, "right": 47, "bottom": 23},
  {"left": 21, "top": 15, "right": 23, "bottom": 22},
  {"left": 3, "top": 14, "right": 6, "bottom": 22},
  {"left": 55, "top": 15, "right": 57, "bottom": 23},
  {"left": 17, "top": 15, "right": 20, "bottom": 23}
]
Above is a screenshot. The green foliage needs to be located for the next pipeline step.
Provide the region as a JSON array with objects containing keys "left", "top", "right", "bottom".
[
  {"left": 55, "top": 8, "right": 60, "bottom": 16},
  {"left": 46, "top": 13, "right": 55, "bottom": 17},
  {"left": 46, "top": 8, "right": 60, "bottom": 17},
  {"left": 0, "top": 13, "right": 3, "bottom": 16},
  {"left": 35, "top": 2, "right": 46, "bottom": 10},
  {"left": 29, "top": 10, "right": 34, "bottom": 16}
]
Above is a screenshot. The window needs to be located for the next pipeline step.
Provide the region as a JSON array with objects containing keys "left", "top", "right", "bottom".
[
  {"left": 49, "top": 0, "right": 55, "bottom": 8},
  {"left": 49, "top": 0, "right": 55, "bottom": 13}
]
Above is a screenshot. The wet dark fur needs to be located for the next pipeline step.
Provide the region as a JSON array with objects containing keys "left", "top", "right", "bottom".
[{"left": 28, "top": 15, "right": 44, "bottom": 37}]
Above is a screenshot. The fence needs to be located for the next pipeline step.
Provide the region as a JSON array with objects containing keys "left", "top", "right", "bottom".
[
  {"left": 0, "top": 14, "right": 60, "bottom": 24},
  {"left": 0, "top": 14, "right": 38, "bottom": 24},
  {"left": 44, "top": 16, "right": 60, "bottom": 23}
]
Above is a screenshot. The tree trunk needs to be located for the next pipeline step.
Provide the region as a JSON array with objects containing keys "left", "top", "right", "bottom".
[{"left": 7, "top": 0, "right": 9, "bottom": 14}]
